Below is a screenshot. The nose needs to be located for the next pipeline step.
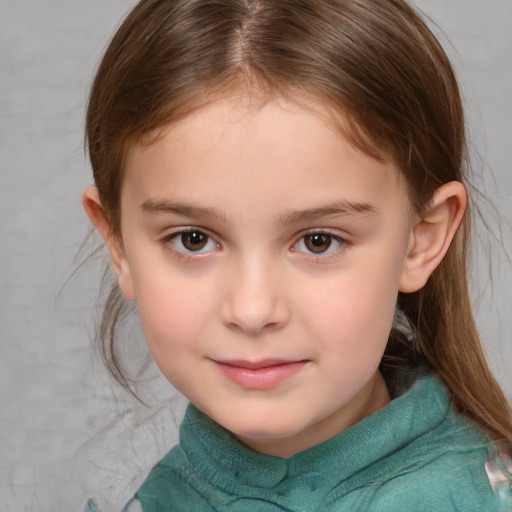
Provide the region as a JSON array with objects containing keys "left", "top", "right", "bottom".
[{"left": 220, "top": 257, "right": 290, "bottom": 334}]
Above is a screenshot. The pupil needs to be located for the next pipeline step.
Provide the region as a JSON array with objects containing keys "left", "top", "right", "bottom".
[
  {"left": 305, "top": 234, "right": 331, "bottom": 253},
  {"left": 189, "top": 232, "right": 202, "bottom": 244},
  {"left": 311, "top": 234, "right": 326, "bottom": 246},
  {"left": 182, "top": 231, "right": 207, "bottom": 251}
]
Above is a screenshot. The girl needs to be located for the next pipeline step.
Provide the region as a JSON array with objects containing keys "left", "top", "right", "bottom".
[{"left": 82, "top": 0, "right": 512, "bottom": 510}]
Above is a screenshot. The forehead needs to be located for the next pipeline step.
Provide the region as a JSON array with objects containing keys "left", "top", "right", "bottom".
[{"left": 122, "top": 95, "right": 408, "bottom": 219}]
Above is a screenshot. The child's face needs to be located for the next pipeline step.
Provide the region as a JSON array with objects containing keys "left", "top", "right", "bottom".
[{"left": 118, "top": 96, "right": 415, "bottom": 457}]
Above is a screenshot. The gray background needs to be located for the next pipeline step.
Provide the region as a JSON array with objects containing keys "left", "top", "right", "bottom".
[{"left": 1, "top": 1, "right": 511, "bottom": 511}]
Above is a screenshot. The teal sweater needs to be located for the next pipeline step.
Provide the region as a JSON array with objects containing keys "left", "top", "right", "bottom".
[
  {"left": 129, "top": 376, "right": 504, "bottom": 511},
  {"left": 85, "top": 376, "right": 511, "bottom": 511}
]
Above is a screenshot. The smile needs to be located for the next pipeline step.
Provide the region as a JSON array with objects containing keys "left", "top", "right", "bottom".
[{"left": 212, "top": 359, "right": 308, "bottom": 389}]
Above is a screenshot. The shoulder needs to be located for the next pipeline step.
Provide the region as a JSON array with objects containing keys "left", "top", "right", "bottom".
[
  {"left": 367, "top": 439, "right": 498, "bottom": 510},
  {"left": 82, "top": 445, "right": 222, "bottom": 512},
  {"left": 133, "top": 444, "right": 215, "bottom": 511},
  {"left": 366, "top": 376, "right": 506, "bottom": 511}
]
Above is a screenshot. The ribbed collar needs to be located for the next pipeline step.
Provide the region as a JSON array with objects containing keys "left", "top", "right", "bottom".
[{"left": 176, "top": 375, "right": 451, "bottom": 498}]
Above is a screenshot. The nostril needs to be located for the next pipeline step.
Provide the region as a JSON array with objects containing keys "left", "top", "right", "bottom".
[{"left": 226, "top": 319, "right": 281, "bottom": 335}]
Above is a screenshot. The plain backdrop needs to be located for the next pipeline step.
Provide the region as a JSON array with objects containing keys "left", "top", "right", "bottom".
[{"left": 1, "top": 1, "right": 511, "bottom": 511}]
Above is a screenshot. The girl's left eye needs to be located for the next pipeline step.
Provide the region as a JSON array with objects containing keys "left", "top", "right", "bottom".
[
  {"left": 292, "top": 232, "right": 344, "bottom": 255},
  {"left": 167, "top": 230, "right": 219, "bottom": 254}
]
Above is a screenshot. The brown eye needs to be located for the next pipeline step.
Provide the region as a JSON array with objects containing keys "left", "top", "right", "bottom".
[
  {"left": 181, "top": 231, "right": 208, "bottom": 251},
  {"left": 304, "top": 234, "right": 332, "bottom": 253}
]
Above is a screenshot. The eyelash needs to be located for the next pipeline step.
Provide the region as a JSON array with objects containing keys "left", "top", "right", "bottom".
[{"left": 159, "top": 228, "right": 348, "bottom": 259}]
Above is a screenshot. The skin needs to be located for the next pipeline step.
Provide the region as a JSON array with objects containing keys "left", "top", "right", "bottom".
[{"left": 83, "top": 95, "right": 466, "bottom": 458}]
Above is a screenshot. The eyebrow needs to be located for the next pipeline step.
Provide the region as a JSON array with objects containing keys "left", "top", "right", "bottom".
[
  {"left": 141, "top": 199, "right": 375, "bottom": 225},
  {"left": 278, "top": 200, "right": 376, "bottom": 225},
  {"left": 141, "top": 200, "right": 228, "bottom": 223}
]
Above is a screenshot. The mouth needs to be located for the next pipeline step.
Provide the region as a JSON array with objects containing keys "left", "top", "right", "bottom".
[{"left": 211, "top": 359, "right": 308, "bottom": 389}]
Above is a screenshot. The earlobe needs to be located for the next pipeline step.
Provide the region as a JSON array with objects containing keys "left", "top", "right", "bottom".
[
  {"left": 399, "top": 181, "right": 467, "bottom": 293},
  {"left": 81, "top": 186, "right": 136, "bottom": 300}
]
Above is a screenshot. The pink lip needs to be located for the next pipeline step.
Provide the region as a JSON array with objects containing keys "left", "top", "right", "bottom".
[{"left": 212, "top": 359, "right": 307, "bottom": 389}]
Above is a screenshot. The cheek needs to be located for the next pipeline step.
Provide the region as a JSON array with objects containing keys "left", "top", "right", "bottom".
[
  {"left": 133, "top": 271, "right": 212, "bottom": 358},
  {"left": 300, "top": 261, "right": 400, "bottom": 354}
]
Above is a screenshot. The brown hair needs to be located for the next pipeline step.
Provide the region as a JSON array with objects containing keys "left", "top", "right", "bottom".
[{"left": 86, "top": 0, "right": 512, "bottom": 445}]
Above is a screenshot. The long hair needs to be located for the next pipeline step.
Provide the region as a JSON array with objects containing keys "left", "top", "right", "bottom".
[{"left": 86, "top": 0, "right": 512, "bottom": 445}]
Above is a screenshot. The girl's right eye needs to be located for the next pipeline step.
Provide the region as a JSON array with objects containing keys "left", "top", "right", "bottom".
[{"left": 165, "top": 230, "right": 219, "bottom": 254}]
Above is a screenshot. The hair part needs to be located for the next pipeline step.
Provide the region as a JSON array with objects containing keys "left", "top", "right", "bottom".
[{"left": 86, "top": 0, "right": 512, "bottom": 445}]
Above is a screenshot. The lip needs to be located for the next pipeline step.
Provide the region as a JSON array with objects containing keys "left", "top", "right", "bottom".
[{"left": 212, "top": 359, "right": 307, "bottom": 389}]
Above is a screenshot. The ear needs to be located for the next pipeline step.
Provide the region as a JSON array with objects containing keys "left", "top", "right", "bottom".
[
  {"left": 399, "top": 181, "right": 467, "bottom": 293},
  {"left": 82, "top": 186, "right": 135, "bottom": 299}
]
